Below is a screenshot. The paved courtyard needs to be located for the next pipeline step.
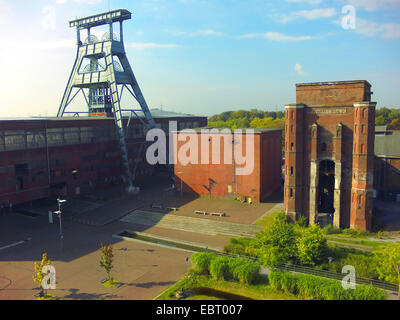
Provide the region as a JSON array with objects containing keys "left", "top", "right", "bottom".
[{"left": 0, "top": 180, "right": 280, "bottom": 300}]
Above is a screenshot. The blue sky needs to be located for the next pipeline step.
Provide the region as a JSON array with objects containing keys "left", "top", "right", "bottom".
[{"left": 0, "top": 0, "right": 399, "bottom": 117}]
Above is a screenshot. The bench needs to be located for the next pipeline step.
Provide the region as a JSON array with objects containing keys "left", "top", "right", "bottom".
[
  {"left": 166, "top": 207, "right": 178, "bottom": 212},
  {"left": 211, "top": 212, "right": 226, "bottom": 217},
  {"left": 150, "top": 204, "right": 163, "bottom": 209},
  {"left": 194, "top": 210, "right": 208, "bottom": 215}
]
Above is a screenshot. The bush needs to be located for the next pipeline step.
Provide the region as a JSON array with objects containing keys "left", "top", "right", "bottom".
[
  {"left": 209, "top": 256, "right": 231, "bottom": 280},
  {"left": 223, "top": 238, "right": 257, "bottom": 257},
  {"left": 269, "top": 271, "right": 387, "bottom": 300},
  {"left": 352, "top": 284, "right": 387, "bottom": 300},
  {"left": 191, "top": 252, "right": 217, "bottom": 274},
  {"left": 230, "top": 258, "right": 260, "bottom": 285},
  {"left": 296, "top": 216, "right": 309, "bottom": 228},
  {"left": 268, "top": 270, "right": 286, "bottom": 291},
  {"left": 296, "top": 225, "right": 328, "bottom": 266},
  {"left": 341, "top": 228, "right": 368, "bottom": 237},
  {"left": 322, "top": 225, "right": 341, "bottom": 235}
]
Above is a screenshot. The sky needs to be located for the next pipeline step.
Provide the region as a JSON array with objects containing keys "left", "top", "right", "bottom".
[{"left": 0, "top": 0, "right": 399, "bottom": 117}]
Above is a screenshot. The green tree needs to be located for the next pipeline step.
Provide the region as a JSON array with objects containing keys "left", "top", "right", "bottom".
[
  {"left": 99, "top": 243, "right": 114, "bottom": 282},
  {"left": 389, "top": 118, "right": 400, "bottom": 130},
  {"left": 33, "top": 252, "right": 52, "bottom": 297},
  {"left": 254, "top": 212, "right": 297, "bottom": 267},
  {"left": 296, "top": 225, "right": 328, "bottom": 266},
  {"left": 374, "top": 243, "right": 400, "bottom": 295},
  {"left": 375, "top": 115, "right": 387, "bottom": 126}
]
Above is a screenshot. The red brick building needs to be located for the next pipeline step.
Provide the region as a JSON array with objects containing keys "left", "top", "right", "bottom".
[
  {"left": 0, "top": 116, "right": 206, "bottom": 206},
  {"left": 284, "top": 80, "right": 376, "bottom": 230},
  {"left": 174, "top": 128, "right": 282, "bottom": 203}
]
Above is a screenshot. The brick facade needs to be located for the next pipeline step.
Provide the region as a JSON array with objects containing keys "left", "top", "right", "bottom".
[
  {"left": 174, "top": 128, "right": 282, "bottom": 203},
  {"left": 284, "top": 80, "right": 376, "bottom": 230},
  {"left": 0, "top": 116, "right": 207, "bottom": 206}
]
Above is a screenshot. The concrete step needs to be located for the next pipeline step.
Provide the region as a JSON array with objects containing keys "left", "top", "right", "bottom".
[{"left": 120, "top": 210, "right": 262, "bottom": 238}]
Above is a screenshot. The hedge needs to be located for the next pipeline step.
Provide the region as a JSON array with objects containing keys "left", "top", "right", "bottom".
[
  {"left": 268, "top": 270, "right": 387, "bottom": 300},
  {"left": 191, "top": 252, "right": 217, "bottom": 274}
]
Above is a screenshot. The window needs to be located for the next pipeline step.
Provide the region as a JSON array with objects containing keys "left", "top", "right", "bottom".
[
  {"left": 290, "top": 166, "right": 294, "bottom": 175},
  {"left": 290, "top": 143, "right": 294, "bottom": 151},
  {"left": 290, "top": 188, "right": 293, "bottom": 197},
  {"left": 321, "top": 142, "right": 327, "bottom": 152}
]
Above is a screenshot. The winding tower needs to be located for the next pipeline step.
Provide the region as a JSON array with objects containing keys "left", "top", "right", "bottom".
[{"left": 57, "top": 9, "right": 155, "bottom": 192}]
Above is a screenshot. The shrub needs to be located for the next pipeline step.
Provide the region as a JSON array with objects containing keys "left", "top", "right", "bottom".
[
  {"left": 341, "top": 228, "right": 368, "bottom": 237},
  {"left": 296, "top": 274, "right": 325, "bottom": 300},
  {"left": 322, "top": 225, "right": 341, "bottom": 235},
  {"left": 268, "top": 270, "right": 286, "bottom": 291},
  {"left": 270, "top": 271, "right": 387, "bottom": 300},
  {"left": 280, "top": 272, "right": 297, "bottom": 294},
  {"left": 255, "top": 214, "right": 298, "bottom": 267},
  {"left": 296, "top": 216, "right": 309, "bottom": 228},
  {"left": 296, "top": 225, "right": 328, "bottom": 266},
  {"left": 223, "top": 238, "right": 257, "bottom": 257},
  {"left": 209, "top": 256, "right": 231, "bottom": 280},
  {"left": 352, "top": 284, "right": 387, "bottom": 300},
  {"left": 230, "top": 258, "right": 260, "bottom": 285},
  {"left": 191, "top": 252, "right": 217, "bottom": 274}
]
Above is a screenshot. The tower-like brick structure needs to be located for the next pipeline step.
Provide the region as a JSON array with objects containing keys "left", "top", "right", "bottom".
[{"left": 284, "top": 80, "right": 376, "bottom": 230}]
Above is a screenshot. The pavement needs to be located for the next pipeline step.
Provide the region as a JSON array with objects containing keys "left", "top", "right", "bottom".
[{"left": 0, "top": 179, "right": 277, "bottom": 300}]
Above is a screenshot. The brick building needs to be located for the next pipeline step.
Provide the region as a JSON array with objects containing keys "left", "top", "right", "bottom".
[
  {"left": 284, "top": 80, "right": 376, "bottom": 230},
  {"left": 174, "top": 128, "right": 282, "bottom": 203},
  {"left": 0, "top": 116, "right": 206, "bottom": 206}
]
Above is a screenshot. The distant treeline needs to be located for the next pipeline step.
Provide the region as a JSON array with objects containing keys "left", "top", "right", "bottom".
[
  {"left": 208, "top": 109, "right": 285, "bottom": 130},
  {"left": 207, "top": 107, "right": 400, "bottom": 130},
  {"left": 375, "top": 107, "right": 400, "bottom": 129}
]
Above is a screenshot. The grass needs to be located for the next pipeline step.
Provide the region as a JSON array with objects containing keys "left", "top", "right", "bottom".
[
  {"left": 101, "top": 279, "right": 120, "bottom": 288},
  {"left": 254, "top": 210, "right": 282, "bottom": 228},
  {"left": 325, "top": 236, "right": 384, "bottom": 250},
  {"left": 156, "top": 272, "right": 298, "bottom": 300}
]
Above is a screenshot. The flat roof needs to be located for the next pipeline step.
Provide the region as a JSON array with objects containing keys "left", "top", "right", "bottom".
[
  {"left": 0, "top": 115, "right": 205, "bottom": 122},
  {"left": 175, "top": 127, "right": 282, "bottom": 134},
  {"left": 296, "top": 80, "right": 371, "bottom": 87}
]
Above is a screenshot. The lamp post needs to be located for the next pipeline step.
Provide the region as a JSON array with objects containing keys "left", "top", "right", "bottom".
[
  {"left": 177, "top": 171, "right": 183, "bottom": 198},
  {"left": 54, "top": 198, "right": 67, "bottom": 252}
]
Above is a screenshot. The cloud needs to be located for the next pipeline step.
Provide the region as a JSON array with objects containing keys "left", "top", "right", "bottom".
[
  {"left": 50, "top": 0, "right": 101, "bottom": 4},
  {"left": 295, "top": 63, "right": 307, "bottom": 76},
  {"left": 192, "top": 29, "right": 224, "bottom": 37},
  {"left": 0, "top": 39, "right": 75, "bottom": 50},
  {"left": 278, "top": 8, "right": 337, "bottom": 23},
  {"left": 344, "top": 0, "right": 400, "bottom": 12},
  {"left": 125, "top": 42, "right": 179, "bottom": 49},
  {"left": 286, "top": 0, "right": 322, "bottom": 4},
  {"left": 168, "top": 29, "right": 224, "bottom": 37},
  {"left": 354, "top": 18, "right": 400, "bottom": 38},
  {"left": 239, "top": 32, "right": 315, "bottom": 41}
]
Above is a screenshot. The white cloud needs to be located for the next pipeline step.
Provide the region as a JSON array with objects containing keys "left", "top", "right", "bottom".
[
  {"left": 278, "top": 8, "right": 337, "bottom": 23},
  {"left": 265, "top": 32, "right": 315, "bottom": 41},
  {"left": 0, "top": 0, "right": 12, "bottom": 25},
  {"left": 295, "top": 63, "right": 307, "bottom": 76},
  {"left": 125, "top": 42, "right": 179, "bottom": 49},
  {"left": 286, "top": 0, "right": 322, "bottom": 4},
  {"left": 192, "top": 29, "right": 224, "bottom": 37},
  {"left": 0, "top": 39, "right": 75, "bottom": 50},
  {"left": 50, "top": 0, "right": 101, "bottom": 4},
  {"left": 168, "top": 29, "right": 224, "bottom": 37},
  {"left": 344, "top": 0, "right": 400, "bottom": 12},
  {"left": 354, "top": 18, "right": 400, "bottom": 38},
  {"left": 239, "top": 32, "right": 315, "bottom": 41}
]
